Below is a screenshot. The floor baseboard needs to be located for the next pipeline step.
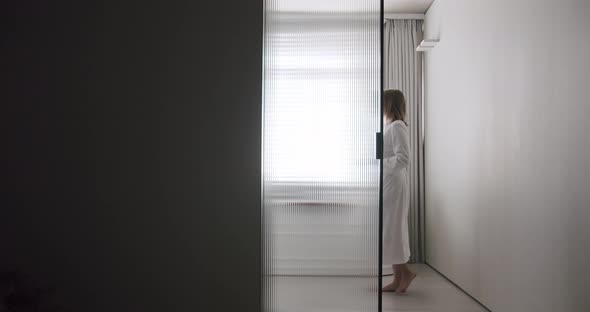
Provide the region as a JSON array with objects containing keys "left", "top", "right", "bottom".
[{"left": 425, "top": 262, "right": 492, "bottom": 312}]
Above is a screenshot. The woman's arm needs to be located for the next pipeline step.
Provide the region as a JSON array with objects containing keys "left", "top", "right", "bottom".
[{"left": 383, "top": 123, "right": 409, "bottom": 171}]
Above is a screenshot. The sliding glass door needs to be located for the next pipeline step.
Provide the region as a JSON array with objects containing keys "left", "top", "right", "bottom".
[{"left": 262, "top": 1, "right": 382, "bottom": 311}]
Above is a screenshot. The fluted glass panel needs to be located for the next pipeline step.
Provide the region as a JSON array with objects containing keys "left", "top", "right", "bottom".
[{"left": 262, "top": 1, "right": 381, "bottom": 312}]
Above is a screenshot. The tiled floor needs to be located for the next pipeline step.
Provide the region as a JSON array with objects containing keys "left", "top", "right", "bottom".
[{"left": 270, "top": 264, "right": 489, "bottom": 312}]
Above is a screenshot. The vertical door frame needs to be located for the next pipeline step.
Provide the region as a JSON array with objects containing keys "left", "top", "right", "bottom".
[{"left": 378, "top": 0, "right": 384, "bottom": 311}]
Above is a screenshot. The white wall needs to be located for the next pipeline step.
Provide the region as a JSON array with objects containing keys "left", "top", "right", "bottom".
[{"left": 423, "top": 1, "right": 590, "bottom": 311}]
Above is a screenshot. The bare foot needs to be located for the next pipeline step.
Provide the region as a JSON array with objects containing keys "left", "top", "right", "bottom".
[
  {"left": 382, "top": 279, "right": 400, "bottom": 292},
  {"left": 396, "top": 272, "right": 416, "bottom": 293}
]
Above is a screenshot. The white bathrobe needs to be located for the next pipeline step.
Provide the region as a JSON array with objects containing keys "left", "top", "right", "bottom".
[{"left": 382, "top": 120, "right": 410, "bottom": 265}]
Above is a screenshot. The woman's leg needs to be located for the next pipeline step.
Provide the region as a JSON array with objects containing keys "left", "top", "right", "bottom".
[
  {"left": 396, "top": 264, "right": 416, "bottom": 293},
  {"left": 392, "top": 264, "right": 401, "bottom": 288},
  {"left": 382, "top": 265, "right": 401, "bottom": 292}
]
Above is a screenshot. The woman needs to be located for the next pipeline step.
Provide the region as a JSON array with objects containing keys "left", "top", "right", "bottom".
[{"left": 381, "top": 89, "right": 415, "bottom": 293}]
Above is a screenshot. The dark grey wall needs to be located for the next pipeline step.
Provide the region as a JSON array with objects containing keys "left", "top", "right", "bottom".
[{"left": 2, "top": 1, "right": 262, "bottom": 311}]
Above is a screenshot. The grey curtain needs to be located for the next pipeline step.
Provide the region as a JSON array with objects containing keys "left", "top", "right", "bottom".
[{"left": 384, "top": 19, "right": 424, "bottom": 263}]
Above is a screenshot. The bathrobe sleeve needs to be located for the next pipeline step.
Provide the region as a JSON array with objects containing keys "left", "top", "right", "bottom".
[{"left": 383, "top": 122, "right": 409, "bottom": 171}]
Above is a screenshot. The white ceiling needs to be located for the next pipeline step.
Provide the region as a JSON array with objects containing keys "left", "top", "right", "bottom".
[
  {"left": 385, "top": 0, "right": 433, "bottom": 14},
  {"left": 269, "top": 0, "right": 434, "bottom": 13}
]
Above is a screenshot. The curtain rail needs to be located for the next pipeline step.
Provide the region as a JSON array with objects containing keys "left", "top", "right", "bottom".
[{"left": 384, "top": 13, "right": 425, "bottom": 20}]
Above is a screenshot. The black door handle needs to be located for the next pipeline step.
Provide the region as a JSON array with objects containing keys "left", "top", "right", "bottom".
[{"left": 376, "top": 132, "right": 383, "bottom": 160}]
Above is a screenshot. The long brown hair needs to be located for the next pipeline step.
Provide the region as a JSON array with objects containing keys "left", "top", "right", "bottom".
[{"left": 384, "top": 89, "right": 407, "bottom": 125}]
